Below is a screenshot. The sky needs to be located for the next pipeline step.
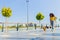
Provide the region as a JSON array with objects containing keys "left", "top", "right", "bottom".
[{"left": 0, "top": 0, "right": 60, "bottom": 25}]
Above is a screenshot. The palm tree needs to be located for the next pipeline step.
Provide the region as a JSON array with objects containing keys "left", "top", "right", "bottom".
[
  {"left": 36, "top": 12, "right": 44, "bottom": 28},
  {"left": 1, "top": 7, "right": 12, "bottom": 32}
]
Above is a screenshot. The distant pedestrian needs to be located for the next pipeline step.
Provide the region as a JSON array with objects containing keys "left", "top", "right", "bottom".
[{"left": 49, "top": 13, "right": 56, "bottom": 31}]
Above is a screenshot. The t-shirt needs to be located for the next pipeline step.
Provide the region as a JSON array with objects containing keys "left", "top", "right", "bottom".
[{"left": 50, "top": 17, "right": 56, "bottom": 21}]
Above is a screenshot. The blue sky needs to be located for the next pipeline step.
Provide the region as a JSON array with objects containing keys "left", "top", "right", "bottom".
[{"left": 0, "top": 0, "right": 60, "bottom": 25}]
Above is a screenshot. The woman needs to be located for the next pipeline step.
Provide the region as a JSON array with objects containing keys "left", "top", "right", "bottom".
[{"left": 49, "top": 13, "right": 56, "bottom": 30}]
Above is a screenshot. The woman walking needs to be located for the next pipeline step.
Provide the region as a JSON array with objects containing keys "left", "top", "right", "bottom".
[{"left": 49, "top": 13, "right": 56, "bottom": 31}]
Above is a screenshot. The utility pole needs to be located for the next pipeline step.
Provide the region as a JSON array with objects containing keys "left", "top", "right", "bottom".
[{"left": 26, "top": 0, "right": 29, "bottom": 30}]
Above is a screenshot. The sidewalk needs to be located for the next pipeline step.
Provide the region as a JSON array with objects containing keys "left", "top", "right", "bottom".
[{"left": 0, "top": 27, "right": 60, "bottom": 40}]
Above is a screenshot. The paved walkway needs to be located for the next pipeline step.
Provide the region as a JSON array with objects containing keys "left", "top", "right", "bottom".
[{"left": 0, "top": 27, "right": 60, "bottom": 40}]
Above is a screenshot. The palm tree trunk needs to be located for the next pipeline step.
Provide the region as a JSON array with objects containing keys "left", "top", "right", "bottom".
[
  {"left": 39, "top": 20, "right": 40, "bottom": 28},
  {"left": 5, "top": 17, "right": 8, "bottom": 32}
]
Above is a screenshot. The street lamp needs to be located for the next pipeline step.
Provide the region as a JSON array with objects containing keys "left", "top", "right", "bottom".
[{"left": 26, "top": 0, "right": 29, "bottom": 30}]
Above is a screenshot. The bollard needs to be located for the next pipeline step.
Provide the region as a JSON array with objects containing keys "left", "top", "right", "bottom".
[
  {"left": 26, "top": 24, "right": 28, "bottom": 30},
  {"left": 16, "top": 23, "right": 19, "bottom": 31},
  {"left": 34, "top": 24, "right": 36, "bottom": 30},
  {"left": 58, "top": 24, "right": 59, "bottom": 27}
]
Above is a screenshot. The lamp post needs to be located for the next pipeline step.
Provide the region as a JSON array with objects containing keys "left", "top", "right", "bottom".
[{"left": 26, "top": 0, "right": 29, "bottom": 30}]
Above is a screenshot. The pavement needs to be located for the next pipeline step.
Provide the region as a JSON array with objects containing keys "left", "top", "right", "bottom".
[{"left": 0, "top": 27, "right": 60, "bottom": 40}]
